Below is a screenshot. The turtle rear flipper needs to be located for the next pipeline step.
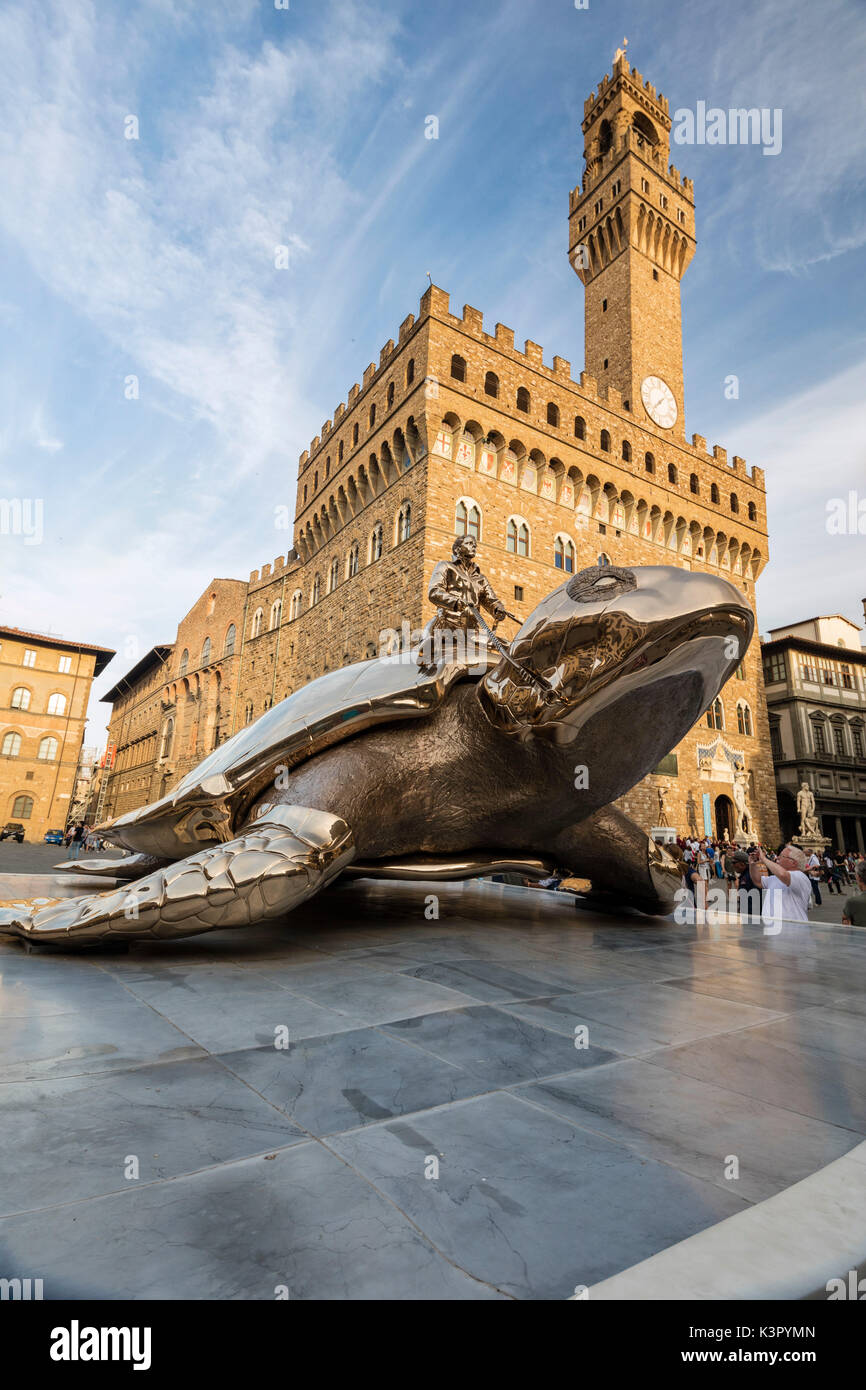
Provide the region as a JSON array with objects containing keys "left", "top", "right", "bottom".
[
  {"left": 53, "top": 853, "right": 168, "bottom": 879},
  {"left": 550, "top": 805, "right": 680, "bottom": 917},
  {"left": 0, "top": 806, "right": 353, "bottom": 946}
]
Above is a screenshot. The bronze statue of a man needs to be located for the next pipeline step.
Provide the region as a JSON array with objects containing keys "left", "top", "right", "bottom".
[{"left": 418, "top": 535, "right": 507, "bottom": 667}]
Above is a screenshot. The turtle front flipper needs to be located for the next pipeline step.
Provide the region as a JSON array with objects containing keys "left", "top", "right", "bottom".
[
  {"left": 0, "top": 806, "right": 353, "bottom": 946},
  {"left": 549, "top": 805, "right": 680, "bottom": 917}
]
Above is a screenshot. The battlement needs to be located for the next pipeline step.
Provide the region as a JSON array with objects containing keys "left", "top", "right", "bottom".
[
  {"left": 419, "top": 288, "right": 762, "bottom": 486},
  {"left": 572, "top": 128, "right": 695, "bottom": 203},
  {"left": 584, "top": 57, "right": 670, "bottom": 121},
  {"left": 248, "top": 553, "right": 296, "bottom": 589},
  {"left": 296, "top": 283, "right": 763, "bottom": 492},
  {"left": 300, "top": 319, "right": 421, "bottom": 474}
]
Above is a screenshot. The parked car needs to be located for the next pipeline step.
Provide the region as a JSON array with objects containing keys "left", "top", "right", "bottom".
[
  {"left": 43, "top": 828, "right": 65, "bottom": 846},
  {"left": 0, "top": 822, "right": 25, "bottom": 843}
]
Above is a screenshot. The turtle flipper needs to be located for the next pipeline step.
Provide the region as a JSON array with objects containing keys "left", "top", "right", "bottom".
[
  {"left": 549, "top": 806, "right": 680, "bottom": 916},
  {"left": 0, "top": 806, "right": 353, "bottom": 946},
  {"left": 52, "top": 853, "right": 168, "bottom": 879}
]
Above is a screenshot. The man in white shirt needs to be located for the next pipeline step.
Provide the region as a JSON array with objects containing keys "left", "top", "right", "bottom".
[{"left": 749, "top": 844, "right": 812, "bottom": 932}]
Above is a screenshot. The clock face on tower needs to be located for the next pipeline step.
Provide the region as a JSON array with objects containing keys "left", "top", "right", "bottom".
[{"left": 641, "top": 376, "right": 678, "bottom": 429}]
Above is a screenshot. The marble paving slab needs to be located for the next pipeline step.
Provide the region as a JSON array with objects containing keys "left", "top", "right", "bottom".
[{"left": 1, "top": 876, "right": 864, "bottom": 1299}]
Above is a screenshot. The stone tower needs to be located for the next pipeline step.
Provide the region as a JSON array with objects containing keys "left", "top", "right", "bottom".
[{"left": 569, "top": 49, "right": 696, "bottom": 438}]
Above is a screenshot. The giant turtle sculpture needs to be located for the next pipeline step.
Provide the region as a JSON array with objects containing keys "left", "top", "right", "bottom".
[{"left": 0, "top": 564, "right": 752, "bottom": 946}]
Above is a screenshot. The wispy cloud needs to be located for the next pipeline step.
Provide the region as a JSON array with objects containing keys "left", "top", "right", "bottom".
[
  {"left": 0, "top": 0, "right": 863, "bottom": 740},
  {"left": 0, "top": 0, "right": 401, "bottom": 476},
  {"left": 747, "top": 358, "right": 866, "bottom": 631}
]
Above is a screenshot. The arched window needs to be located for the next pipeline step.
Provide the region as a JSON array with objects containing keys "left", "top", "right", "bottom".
[
  {"left": 38, "top": 735, "right": 59, "bottom": 761},
  {"left": 600, "top": 429, "right": 611, "bottom": 452},
  {"left": 347, "top": 543, "right": 359, "bottom": 577},
  {"left": 547, "top": 402, "right": 560, "bottom": 427},
  {"left": 387, "top": 382, "right": 395, "bottom": 409},
  {"left": 516, "top": 386, "right": 530, "bottom": 413},
  {"left": 325, "top": 457, "right": 331, "bottom": 478},
  {"left": 710, "top": 483, "right": 720, "bottom": 504},
  {"left": 730, "top": 492, "right": 739, "bottom": 514},
  {"left": 507, "top": 518, "right": 530, "bottom": 557},
  {"left": 406, "top": 358, "right": 415, "bottom": 386},
  {"left": 289, "top": 590, "right": 303, "bottom": 620},
  {"left": 370, "top": 523, "right": 383, "bottom": 562},
  {"left": 735, "top": 663, "right": 746, "bottom": 681},
  {"left": 12, "top": 794, "right": 33, "bottom": 819},
  {"left": 178, "top": 649, "right": 189, "bottom": 676},
  {"left": 689, "top": 473, "right": 699, "bottom": 495},
  {"left": 706, "top": 698, "right": 724, "bottom": 730},
  {"left": 737, "top": 702, "right": 753, "bottom": 737},
  {"left": 621, "top": 440, "right": 632, "bottom": 462},
  {"left": 224, "top": 624, "right": 236, "bottom": 656},
  {"left": 668, "top": 463, "right": 678, "bottom": 484},
  {"left": 251, "top": 609, "right": 263, "bottom": 639},
  {"left": 597, "top": 552, "right": 612, "bottom": 567},
  {"left": 47, "top": 693, "right": 66, "bottom": 716},
  {"left": 632, "top": 111, "right": 659, "bottom": 145},
  {"left": 484, "top": 371, "right": 499, "bottom": 398},
  {"left": 201, "top": 636, "right": 211, "bottom": 664},
  {"left": 748, "top": 501, "right": 757, "bottom": 522},
  {"left": 450, "top": 354, "right": 466, "bottom": 383},
  {"left": 327, "top": 556, "right": 338, "bottom": 592},
  {"left": 2, "top": 732, "right": 22, "bottom": 757},
  {"left": 160, "top": 718, "right": 174, "bottom": 760},
  {"left": 554, "top": 536, "right": 575, "bottom": 573},
  {"left": 352, "top": 423, "right": 359, "bottom": 446},
  {"left": 455, "top": 500, "right": 481, "bottom": 541},
  {"left": 397, "top": 502, "right": 412, "bottom": 543},
  {"left": 338, "top": 440, "right": 344, "bottom": 462},
  {"left": 313, "top": 471, "right": 318, "bottom": 491},
  {"left": 574, "top": 416, "right": 586, "bottom": 440},
  {"left": 10, "top": 687, "right": 30, "bottom": 710},
  {"left": 303, "top": 485, "right": 308, "bottom": 506},
  {"left": 244, "top": 700, "right": 254, "bottom": 726},
  {"left": 311, "top": 574, "right": 321, "bottom": 605},
  {"left": 369, "top": 403, "right": 376, "bottom": 428},
  {"left": 645, "top": 451, "right": 655, "bottom": 474},
  {"left": 269, "top": 600, "right": 282, "bottom": 630}
]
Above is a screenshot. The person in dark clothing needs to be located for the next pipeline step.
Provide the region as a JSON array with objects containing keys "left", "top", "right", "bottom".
[
  {"left": 732, "top": 850, "right": 761, "bottom": 920},
  {"left": 823, "top": 853, "right": 843, "bottom": 894},
  {"left": 66, "top": 823, "right": 85, "bottom": 861}
]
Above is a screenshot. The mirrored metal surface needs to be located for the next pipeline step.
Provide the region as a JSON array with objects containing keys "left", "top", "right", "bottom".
[{"left": 0, "top": 563, "right": 753, "bottom": 946}]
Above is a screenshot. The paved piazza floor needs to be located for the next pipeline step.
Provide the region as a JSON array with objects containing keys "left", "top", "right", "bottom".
[{"left": 0, "top": 867, "right": 864, "bottom": 1300}]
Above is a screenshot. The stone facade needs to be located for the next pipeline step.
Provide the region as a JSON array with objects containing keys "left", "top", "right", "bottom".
[
  {"left": 101, "top": 645, "right": 174, "bottom": 819},
  {"left": 0, "top": 626, "right": 114, "bottom": 841},
  {"left": 762, "top": 610, "right": 866, "bottom": 852},
  {"left": 99, "top": 53, "right": 781, "bottom": 852},
  {"left": 101, "top": 580, "right": 249, "bottom": 819}
]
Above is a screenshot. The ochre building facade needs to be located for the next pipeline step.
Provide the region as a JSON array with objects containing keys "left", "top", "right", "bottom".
[
  {"left": 101, "top": 53, "right": 780, "bottom": 850},
  {"left": 0, "top": 626, "right": 114, "bottom": 841}
]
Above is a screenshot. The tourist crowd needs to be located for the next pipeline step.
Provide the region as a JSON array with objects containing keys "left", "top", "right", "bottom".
[
  {"left": 671, "top": 835, "right": 866, "bottom": 926},
  {"left": 64, "top": 823, "right": 106, "bottom": 858}
]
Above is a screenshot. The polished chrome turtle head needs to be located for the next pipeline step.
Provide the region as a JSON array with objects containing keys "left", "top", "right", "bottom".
[{"left": 479, "top": 563, "right": 754, "bottom": 744}]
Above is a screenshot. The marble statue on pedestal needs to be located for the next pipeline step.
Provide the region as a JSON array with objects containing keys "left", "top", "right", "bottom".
[{"left": 797, "top": 781, "right": 820, "bottom": 839}]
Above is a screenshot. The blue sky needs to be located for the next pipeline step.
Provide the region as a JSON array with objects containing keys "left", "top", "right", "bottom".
[{"left": 1, "top": 0, "right": 865, "bottom": 743}]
